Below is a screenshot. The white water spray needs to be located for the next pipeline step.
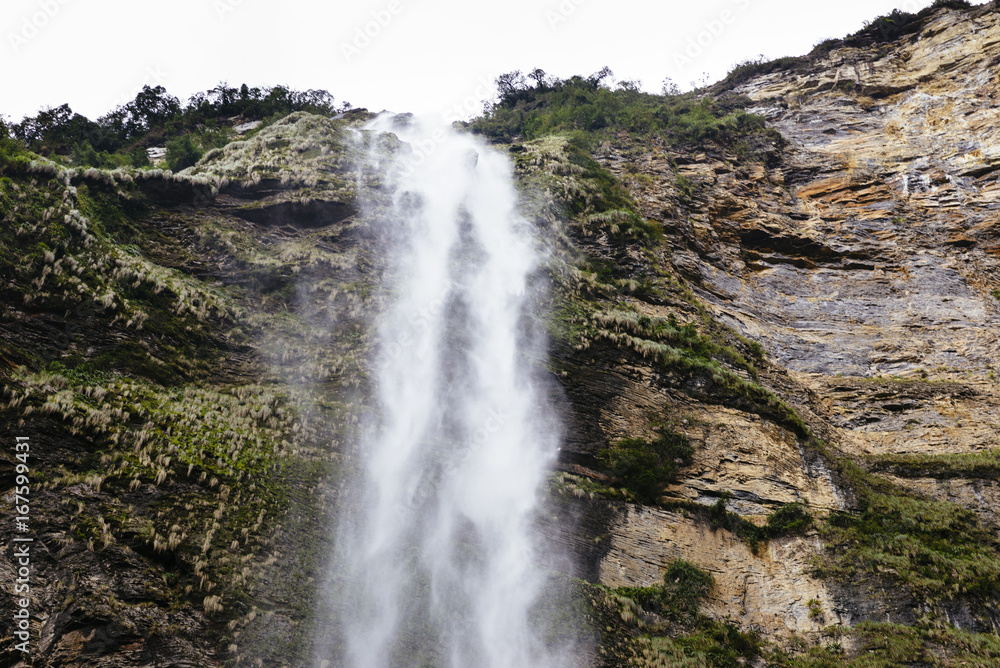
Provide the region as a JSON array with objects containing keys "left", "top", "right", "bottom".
[{"left": 335, "top": 116, "right": 569, "bottom": 668}]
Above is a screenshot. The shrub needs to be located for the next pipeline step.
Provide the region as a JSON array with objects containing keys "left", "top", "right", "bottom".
[
  {"left": 846, "top": 9, "right": 921, "bottom": 47},
  {"left": 598, "top": 429, "right": 693, "bottom": 504},
  {"left": 130, "top": 146, "right": 150, "bottom": 168},
  {"left": 718, "top": 56, "right": 807, "bottom": 89},
  {"left": 166, "top": 134, "right": 203, "bottom": 171},
  {"left": 0, "top": 131, "right": 30, "bottom": 172},
  {"left": 708, "top": 495, "right": 813, "bottom": 552},
  {"left": 470, "top": 69, "right": 782, "bottom": 162},
  {"left": 766, "top": 501, "right": 812, "bottom": 535},
  {"left": 658, "top": 558, "right": 715, "bottom": 618},
  {"left": 72, "top": 140, "right": 103, "bottom": 167},
  {"left": 618, "top": 559, "right": 715, "bottom": 621}
]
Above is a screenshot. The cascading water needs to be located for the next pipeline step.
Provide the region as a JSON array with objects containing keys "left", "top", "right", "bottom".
[{"left": 332, "top": 116, "right": 571, "bottom": 668}]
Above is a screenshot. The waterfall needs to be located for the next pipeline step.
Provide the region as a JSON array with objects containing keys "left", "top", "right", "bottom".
[{"left": 332, "top": 115, "right": 569, "bottom": 668}]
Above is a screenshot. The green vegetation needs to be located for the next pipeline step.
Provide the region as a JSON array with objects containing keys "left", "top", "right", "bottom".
[
  {"left": 674, "top": 172, "right": 697, "bottom": 203},
  {"left": 0, "top": 107, "right": 370, "bottom": 664},
  {"left": 599, "top": 429, "right": 694, "bottom": 504},
  {"left": 509, "top": 133, "right": 663, "bottom": 248},
  {"left": 3, "top": 83, "right": 344, "bottom": 168},
  {"left": 69, "top": 139, "right": 151, "bottom": 168},
  {"left": 166, "top": 134, "right": 203, "bottom": 171},
  {"left": 0, "top": 131, "right": 32, "bottom": 173},
  {"left": 0, "top": 160, "right": 238, "bottom": 384},
  {"left": 567, "top": 306, "right": 807, "bottom": 435},
  {"left": 871, "top": 447, "right": 1000, "bottom": 479},
  {"left": 708, "top": 493, "right": 813, "bottom": 552},
  {"left": 766, "top": 501, "right": 814, "bottom": 535},
  {"left": 471, "top": 68, "right": 781, "bottom": 163},
  {"left": 595, "top": 550, "right": 1000, "bottom": 666},
  {"left": 641, "top": 624, "right": 761, "bottom": 668},
  {"left": 617, "top": 559, "right": 714, "bottom": 621},
  {"left": 824, "top": 491, "right": 1000, "bottom": 604},
  {"left": 186, "top": 112, "right": 357, "bottom": 195},
  {"left": 812, "top": 453, "right": 1000, "bottom": 610},
  {"left": 561, "top": 135, "right": 663, "bottom": 244},
  {"left": 782, "top": 622, "right": 1000, "bottom": 667},
  {"left": 0, "top": 363, "right": 329, "bottom": 610},
  {"left": 591, "top": 561, "right": 762, "bottom": 667}
]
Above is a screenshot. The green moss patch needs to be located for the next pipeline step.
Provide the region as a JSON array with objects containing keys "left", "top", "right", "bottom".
[
  {"left": 707, "top": 494, "right": 813, "bottom": 553},
  {"left": 810, "top": 452, "right": 1000, "bottom": 613},
  {"left": 471, "top": 73, "right": 782, "bottom": 165},
  {"left": 586, "top": 560, "right": 763, "bottom": 668},
  {"left": 782, "top": 621, "right": 1000, "bottom": 667},
  {"left": 598, "top": 429, "right": 694, "bottom": 504},
  {"left": 870, "top": 448, "right": 1000, "bottom": 479}
]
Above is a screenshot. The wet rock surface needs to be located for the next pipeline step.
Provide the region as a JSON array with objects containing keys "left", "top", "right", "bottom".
[{"left": 6, "top": 5, "right": 1000, "bottom": 664}]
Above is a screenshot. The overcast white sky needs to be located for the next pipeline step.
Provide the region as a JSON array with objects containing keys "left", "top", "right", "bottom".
[{"left": 1, "top": 0, "right": 989, "bottom": 123}]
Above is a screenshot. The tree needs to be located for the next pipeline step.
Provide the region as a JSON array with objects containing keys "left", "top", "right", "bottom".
[
  {"left": 12, "top": 104, "right": 111, "bottom": 155},
  {"left": 130, "top": 145, "right": 150, "bottom": 168},
  {"left": 528, "top": 68, "right": 547, "bottom": 88},
  {"left": 297, "top": 89, "right": 336, "bottom": 114},
  {"left": 586, "top": 66, "right": 614, "bottom": 89},
  {"left": 96, "top": 106, "right": 140, "bottom": 144},
  {"left": 12, "top": 104, "right": 72, "bottom": 145},
  {"left": 165, "top": 134, "right": 202, "bottom": 171},
  {"left": 208, "top": 82, "right": 240, "bottom": 113},
  {"left": 495, "top": 70, "right": 526, "bottom": 98},
  {"left": 131, "top": 85, "right": 181, "bottom": 131},
  {"left": 71, "top": 140, "right": 103, "bottom": 167}
]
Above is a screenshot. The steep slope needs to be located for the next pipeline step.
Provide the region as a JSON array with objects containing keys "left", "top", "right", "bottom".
[
  {"left": 4, "top": 4, "right": 1000, "bottom": 666},
  {"left": 0, "top": 113, "right": 377, "bottom": 666},
  {"left": 514, "top": 3, "right": 1000, "bottom": 665}
]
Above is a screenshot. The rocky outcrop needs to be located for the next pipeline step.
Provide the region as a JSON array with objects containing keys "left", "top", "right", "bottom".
[
  {"left": 535, "top": 2, "right": 1000, "bottom": 659},
  {"left": 187, "top": 112, "right": 364, "bottom": 228},
  {"left": 5, "top": 4, "right": 1000, "bottom": 665},
  {"left": 0, "top": 119, "right": 371, "bottom": 666}
]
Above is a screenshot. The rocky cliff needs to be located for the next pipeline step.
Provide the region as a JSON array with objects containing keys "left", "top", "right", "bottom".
[
  {"left": 533, "top": 3, "right": 1000, "bottom": 664},
  {"left": 4, "top": 2, "right": 1000, "bottom": 666}
]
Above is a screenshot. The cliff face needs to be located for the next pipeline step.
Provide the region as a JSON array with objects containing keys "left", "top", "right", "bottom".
[
  {"left": 4, "top": 4, "right": 1000, "bottom": 666},
  {"left": 0, "top": 114, "right": 376, "bottom": 667},
  {"left": 538, "top": 3, "right": 1000, "bottom": 663},
  {"left": 716, "top": 6, "right": 1000, "bottom": 382},
  {"left": 729, "top": 2, "right": 1000, "bottom": 548}
]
